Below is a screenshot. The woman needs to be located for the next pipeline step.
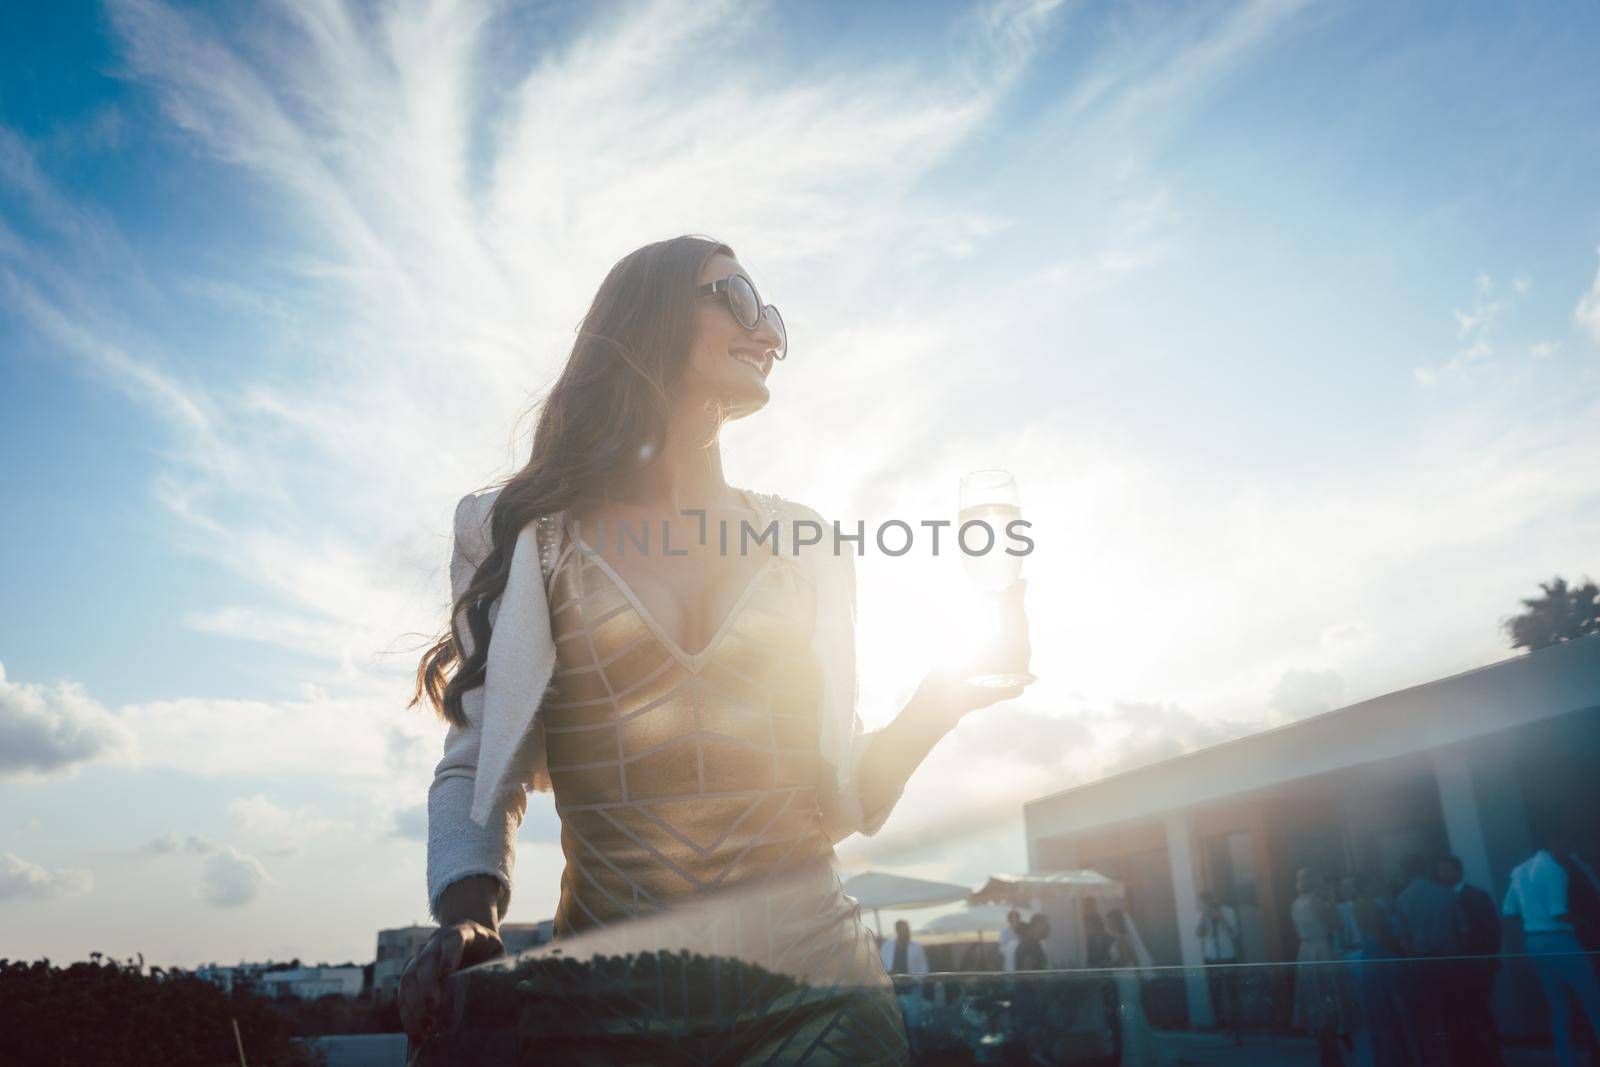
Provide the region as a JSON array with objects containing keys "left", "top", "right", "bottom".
[
  {"left": 1013, "top": 914, "right": 1050, "bottom": 973},
  {"left": 1332, "top": 875, "right": 1366, "bottom": 1059},
  {"left": 1084, "top": 910, "right": 1114, "bottom": 969},
  {"left": 1334, "top": 875, "right": 1363, "bottom": 960},
  {"left": 1349, "top": 875, "right": 1410, "bottom": 1067},
  {"left": 1007, "top": 913, "right": 1054, "bottom": 1061},
  {"left": 400, "top": 236, "right": 1031, "bottom": 1063},
  {"left": 1105, "top": 908, "right": 1166, "bottom": 1067},
  {"left": 1292, "top": 867, "right": 1348, "bottom": 1067}
]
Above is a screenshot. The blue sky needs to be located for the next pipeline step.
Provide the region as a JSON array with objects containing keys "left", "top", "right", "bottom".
[{"left": 3, "top": 0, "right": 1599, "bottom": 967}]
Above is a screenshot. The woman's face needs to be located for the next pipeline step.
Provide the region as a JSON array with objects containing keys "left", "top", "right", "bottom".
[{"left": 679, "top": 252, "right": 784, "bottom": 418}]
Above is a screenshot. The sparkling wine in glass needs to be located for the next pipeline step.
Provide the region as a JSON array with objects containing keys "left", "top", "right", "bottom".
[{"left": 958, "top": 469, "right": 1035, "bottom": 688}]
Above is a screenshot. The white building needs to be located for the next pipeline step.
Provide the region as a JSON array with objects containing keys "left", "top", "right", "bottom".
[
  {"left": 1022, "top": 636, "right": 1600, "bottom": 1037},
  {"left": 194, "top": 963, "right": 249, "bottom": 993},
  {"left": 500, "top": 919, "right": 556, "bottom": 955},
  {"left": 195, "top": 959, "right": 363, "bottom": 999},
  {"left": 259, "top": 965, "right": 365, "bottom": 1000}
]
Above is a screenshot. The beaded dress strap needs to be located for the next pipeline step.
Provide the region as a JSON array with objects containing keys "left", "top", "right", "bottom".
[
  {"left": 535, "top": 512, "right": 566, "bottom": 593},
  {"left": 741, "top": 489, "right": 791, "bottom": 549}
]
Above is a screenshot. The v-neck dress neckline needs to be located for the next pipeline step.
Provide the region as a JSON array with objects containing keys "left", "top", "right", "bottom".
[{"left": 565, "top": 488, "right": 776, "bottom": 674}]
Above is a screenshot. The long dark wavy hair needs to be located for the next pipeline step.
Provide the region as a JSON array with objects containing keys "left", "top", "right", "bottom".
[{"left": 410, "top": 235, "right": 734, "bottom": 728}]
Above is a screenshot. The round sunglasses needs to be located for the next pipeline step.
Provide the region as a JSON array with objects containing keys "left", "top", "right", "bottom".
[{"left": 696, "top": 273, "right": 787, "bottom": 360}]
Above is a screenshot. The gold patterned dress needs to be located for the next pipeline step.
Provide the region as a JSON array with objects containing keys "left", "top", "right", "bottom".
[{"left": 507, "top": 496, "right": 908, "bottom": 1065}]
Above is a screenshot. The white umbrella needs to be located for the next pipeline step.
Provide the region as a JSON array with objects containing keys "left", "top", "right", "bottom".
[
  {"left": 839, "top": 871, "right": 972, "bottom": 938},
  {"left": 968, "top": 870, "right": 1123, "bottom": 904}
]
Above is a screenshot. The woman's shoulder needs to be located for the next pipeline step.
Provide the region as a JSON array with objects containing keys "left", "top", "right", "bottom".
[
  {"left": 454, "top": 486, "right": 502, "bottom": 527},
  {"left": 452, "top": 487, "right": 501, "bottom": 565}
]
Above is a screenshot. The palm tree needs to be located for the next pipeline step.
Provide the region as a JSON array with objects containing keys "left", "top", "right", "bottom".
[{"left": 1502, "top": 576, "right": 1600, "bottom": 651}]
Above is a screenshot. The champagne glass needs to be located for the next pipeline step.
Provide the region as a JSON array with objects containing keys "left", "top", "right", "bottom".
[{"left": 958, "top": 469, "right": 1035, "bottom": 688}]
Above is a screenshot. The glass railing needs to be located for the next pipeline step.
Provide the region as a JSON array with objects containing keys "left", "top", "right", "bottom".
[{"left": 409, "top": 950, "right": 1597, "bottom": 1065}]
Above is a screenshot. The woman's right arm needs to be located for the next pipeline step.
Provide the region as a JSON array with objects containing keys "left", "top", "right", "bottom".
[
  {"left": 423, "top": 492, "right": 521, "bottom": 922},
  {"left": 435, "top": 874, "right": 502, "bottom": 928},
  {"left": 402, "top": 492, "right": 518, "bottom": 1042}
]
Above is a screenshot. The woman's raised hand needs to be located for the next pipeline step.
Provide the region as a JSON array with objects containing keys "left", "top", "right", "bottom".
[{"left": 398, "top": 920, "right": 506, "bottom": 1043}]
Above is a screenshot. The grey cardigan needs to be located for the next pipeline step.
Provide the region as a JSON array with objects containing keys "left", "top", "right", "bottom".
[{"left": 425, "top": 487, "right": 903, "bottom": 922}]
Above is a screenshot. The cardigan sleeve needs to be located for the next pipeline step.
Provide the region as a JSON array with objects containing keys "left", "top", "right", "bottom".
[
  {"left": 794, "top": 503, "right": 906, "bottom": 843},
  {"left": 425, "top": 491, "right": 524, "bottom": 924}
]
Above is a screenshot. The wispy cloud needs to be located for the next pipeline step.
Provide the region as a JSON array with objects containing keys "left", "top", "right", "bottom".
[
  {"left": 0, "top": 125, "right": 133, "bottom": 268},
  {"left": 1415, "top": 273, "right": 1516, "bottom": 385},
  {"left": 1043, "top": 0, "right": 1313, "bottom": 141},
  {"left": 0, "top": 853, "right": 93, "bottom": 901},
  {"left": 142, "top": 832, "right": 219, "bottom": 856},
  {"left": 1577, "top": 246, "right": 1600, "bottom": 346},
  {"left": 227, "top": 794, "right": 342, "bottom": 857}
]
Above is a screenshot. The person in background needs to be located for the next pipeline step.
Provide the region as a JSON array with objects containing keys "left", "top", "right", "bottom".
[
  {"left": 1555, "top": 834, "right": 1600, "bottom": 1066},
  {"left": 881, "top": 919, "right": 930, "bottom": 1055},
  {"left": 1292, "top": 866, "right": 1347, "bottom": 1067},
  {"left": 1332, "top": 874, "right": 1365, "bottom": 1057},
  {"left": 1350, "top": 874, "right": 1410, "bottom": 1067},
  {"left": 1552, "top": 835, "right": 1600, "bottom": 953},
  {"left": 1013, "top": 912, "right": 1050, "bottom": 971},
  {"left": 1009, "top": 914, "right": 1052, "bottom": 1058},
  {"left": 1381, "top": 878, "right": 1404, "bottom": 919},
  {"left": 1504, "top": 829, "right": 1600, "bottom": 1067},
  {"left": 1196, "top": 891, "right": 1243, "bottom": 1045},
  {"left": 1335, "top": 875, "right": 1364, "bottom": 958},
  {"left": 1105, "top": 908, "right": 1168, "bottom": 1066},
  {"left": 1000, "top": 908, "right": 1023, "bottom": 973},
  {"left": 1391, "top": 852, "right": 1461, "bottom": 1067},
  {"left": 1568, "top": 836, "right": 1600, "bottom": 1067},
  {"left": 1085, "top": 910, "right": 1114, "bottom": 969},
  {"left": 1436, "top": 854, "right": 1506, "bottom": 1067}
]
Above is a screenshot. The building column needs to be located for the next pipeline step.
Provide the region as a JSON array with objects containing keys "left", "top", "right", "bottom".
[
  {"left": 1165, "top": 813, "right": 1213, "bottom": 1028},
  {"left": 1431, "top": 745, "right": 1492, "bottom": 891}
]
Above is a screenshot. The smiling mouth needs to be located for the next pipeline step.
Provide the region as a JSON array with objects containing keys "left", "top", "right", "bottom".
[{"left": 730, "top": 349, "right": 769, "bottom": 377}]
